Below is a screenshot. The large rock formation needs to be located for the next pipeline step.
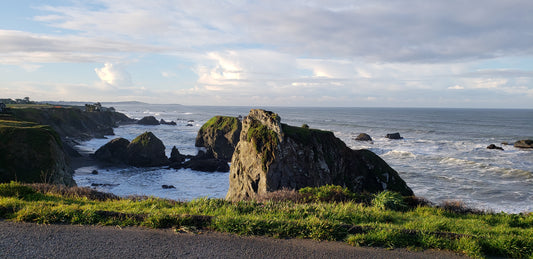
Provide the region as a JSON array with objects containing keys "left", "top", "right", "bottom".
[
  {"left": 94, "top": 138, "right": 130, "bottom": 164},
  {"left": 126, "top": 132, "right": 169, "bottom": 167},
  {"left": 94, "top": 132, "right": 169, "bottom": 167},
  {"left": 0, "top": 121, "right": 75, "bottom": 186},
  {"left": 195, "top": 116, "right": 242, "bottom": 162},
  {"left": 226, "top": 109, "right": 413, "bottom": 201}
]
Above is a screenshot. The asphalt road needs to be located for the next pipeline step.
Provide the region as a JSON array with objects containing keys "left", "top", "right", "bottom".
[{"left": 0, "top": 221, "right": 467, "bottom": 259}]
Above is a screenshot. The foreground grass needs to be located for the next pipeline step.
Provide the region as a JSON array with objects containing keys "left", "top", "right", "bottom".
[{"left": 1, "top": 183, "right": 532, "bottom": 258}]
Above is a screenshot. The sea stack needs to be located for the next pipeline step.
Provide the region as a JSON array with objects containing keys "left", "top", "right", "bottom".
[{"left": 226, "top": 109, "right": 413, "bottom": 201}]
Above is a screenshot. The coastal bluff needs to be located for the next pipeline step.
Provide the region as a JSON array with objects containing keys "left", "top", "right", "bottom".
[
  {"left": 226, "top": 109, "right": 413, "bottom": 201},
  {"left": 0, "top": 106, "right": 134, "bottom": 186}
]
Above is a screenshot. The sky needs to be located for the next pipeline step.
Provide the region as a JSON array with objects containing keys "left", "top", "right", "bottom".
[{"left": 1, "top": 1, "right": 532, "bottom": 108}]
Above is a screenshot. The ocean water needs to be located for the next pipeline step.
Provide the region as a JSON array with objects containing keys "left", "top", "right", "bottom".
[{"left": 74, "top": 104, "right": 533, "bottom": 213}]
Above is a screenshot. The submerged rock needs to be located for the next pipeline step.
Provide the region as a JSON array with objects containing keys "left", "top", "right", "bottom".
[
  {"left": 195, "top": 116, "right": 242, "bottom": 162},
  {"left": 514, "top": 139, "right": 533, "bottom": 149},
  {"left": 226, "top": 109, "right": 413, "bottom": 201},
  {"left": 386, "top": 133, "right": 403, "bottom": 140},
  {"left": 138, "top": 116, "right": 160, "bottom": 125},
  {"left": 355, "top": 133, "right": 372, "bottom": 141},
  {"left": 487, "top": 144, "right": 504, "bottom": 151}
]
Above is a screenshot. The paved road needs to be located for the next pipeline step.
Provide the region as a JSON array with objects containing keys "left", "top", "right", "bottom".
[{"left": 0, "top": 221, "right": 467, "bottom": 258}]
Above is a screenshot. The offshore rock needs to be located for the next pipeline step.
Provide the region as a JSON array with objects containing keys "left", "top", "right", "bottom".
[
  {"left": 94, "top": 138, "right": 130, "bottom": 164},
  {"left": 514, "top": 139, "right": 533, "bottom": 149},
  {"left": 195, "top": 116, "right": 242, "bottom": 162},
  {"left": 487, "top": 144, "right": 504, "bottom": 151},
  {"left": 160, "top": 119, "right": 177, "bottom": 125},
  {"left": 138, "top": 116, "right": 160, "bottom": 125},
  {"left": 226, "top": 109, "right": 413, "bottom": 201},
  {"left": 183, "top": 158, "right": 230, "bottom": 172},
  {"left": 355, "top": 133, "right": 372, "bottom": 141},
  {"left": 127, "top": 132, "right": 169, "bottom": 167},
  {"left": 386, "top": 133, "right": 403, "bottom": 140}
]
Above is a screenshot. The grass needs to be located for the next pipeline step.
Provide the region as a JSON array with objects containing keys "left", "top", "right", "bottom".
[{"left": 0, "top": 182, "right": 532, "bottom": 258}]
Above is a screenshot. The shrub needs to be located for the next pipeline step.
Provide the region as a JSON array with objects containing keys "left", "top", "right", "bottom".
[
  {"left": 299, "top": 185, "right": 356, "bottom": 203},
  {"left": 371, "top": 191, "right": 407, "bottom": 211}
]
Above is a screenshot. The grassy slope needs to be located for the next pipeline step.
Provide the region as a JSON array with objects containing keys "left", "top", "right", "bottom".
[{"left": 0, "top": 182, "right": 531, "bottom": 258}]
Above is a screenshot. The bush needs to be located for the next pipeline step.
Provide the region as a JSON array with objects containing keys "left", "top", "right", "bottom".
[
  {"left": 371, "top": 191, "right": 407, "bottom": 211},
  {"left": 299, "top": 185, "right": 356, "bottom": 203}
]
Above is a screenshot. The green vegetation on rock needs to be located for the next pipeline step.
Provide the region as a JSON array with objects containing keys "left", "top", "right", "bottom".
[
  {"left": 200, "top": 116, "right": 240, "bottom": 134},
  {"left": 247, "top": 119, "right": 279, "bottom": 171},
  {"left": 1, "top": 182, "right": 532, "bottom": 258}
]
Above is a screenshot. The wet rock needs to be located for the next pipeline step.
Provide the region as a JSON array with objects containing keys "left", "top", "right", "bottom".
[
  {"left": 487, "top": 144, "right": 504, "bottom": 151},
  {"left": 138, "top": 116, "right": 160, "bottom": 125},
  {"left": 183, "top": 158, "right": 230, "bottom": 172},
  {"left": 160, "top": 119, "right": 177, "bottom": 125},
  {"left": 386, "top": 133, "right": 403, "bottom": 140},
  {"left": 169, "top": 146, "right": 186, "bottom": 163},
  {"left": 355, "top": 133, "right": 372, "bottom": 141},
  {"left": 514, "top": 139, "right": 533, "bottom": 149},
  {"left": 91, "top": 170, "right": 99, "bottom": 175},
  {"left": 162, "top": 184, "right": 176, "bottom": 189}
]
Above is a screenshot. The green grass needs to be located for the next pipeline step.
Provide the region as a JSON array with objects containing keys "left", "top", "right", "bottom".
[{"left": 0, "top": 182, "right": 532, "bottom": 258}]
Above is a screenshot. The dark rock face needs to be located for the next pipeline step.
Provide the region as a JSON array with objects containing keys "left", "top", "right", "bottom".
[
  {"left": 183, "top": 158, "right": 230, "bottom": 172},
  {"left": 162, "top": 184, "right": 176, "bottom": 189},
  {"left": 514, "top": 139, "right": 533, "bottom": 149},
  {"left": 0, "top": 123, "right": 75, "bottom": 186},
  {"left": 169, "top": 146, "right": 186, "bottom": 163},
  {"left": 195, "top": 116, "right": 242, "bottom": 162},
  {"left": 138, "top": 116, "right": 160, "bottom": 125},
  {"left": 226, "top": 109, "right": 413, "bottom": 201},
  {"left": 355, "top": 133, "right": 372, "bottom": 141},
  {"left": 94, "top": 138, "right": 130, "bottom": 164},
  {"left": 487, "top": 144, "right": 504, "bottom": 151},
  {"left": 127, "top": 132, "right": 169, "bottom": 167},
  {"left": 386, "top": 133, "right": 403, "bottom": 140},
  {"left": 160, "top": 119, "right": 177, "bottom": 125}
]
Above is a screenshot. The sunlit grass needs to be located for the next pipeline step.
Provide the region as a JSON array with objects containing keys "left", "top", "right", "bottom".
[{"left": 0, "top": 182, "right": 531, "bottom": 258}]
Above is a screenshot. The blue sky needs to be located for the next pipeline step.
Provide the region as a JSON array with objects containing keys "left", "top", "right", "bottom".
[{"left": 1, "top": 0, "right": 532, "bottom": 108}]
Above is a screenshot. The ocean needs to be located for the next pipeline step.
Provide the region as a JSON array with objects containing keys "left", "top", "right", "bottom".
[{"left": 74, "top": 104, "right": 533, "bottom": 213}]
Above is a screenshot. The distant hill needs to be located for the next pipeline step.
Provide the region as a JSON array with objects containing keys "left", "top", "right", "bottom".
[{"left": 43, "top": 101, "right": 149, "bottom": 106}]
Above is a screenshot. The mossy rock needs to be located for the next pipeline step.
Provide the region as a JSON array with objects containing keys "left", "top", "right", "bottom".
[
  {"left": 127, "top": 132, "right": 169, "bottom": 167},
  {"left": 0, "top": 122, "right": 74, "bottom": 186},
  {"left": 195, "top": 116, "right": 241, "bottom": 161}
]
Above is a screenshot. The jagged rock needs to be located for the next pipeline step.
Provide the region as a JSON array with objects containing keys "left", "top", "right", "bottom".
[
  {"left": 183, "top": 158, "right": 230, "bottom": 172},
  {"left": 487, "top": 144, "right": 504, "bottom": 151},
  {"left": 169, "top": 146, "right": 186, "bottom": 163},
  {"left": 0, "top": 123, "right": 75, "bottom": 186},
  {"left": 127, "top": 132, "right": 169, "bottom": 167},
  {"left": 355, "top": 133, "right": 372, "bottom": 141},
  {"left": 138, "top": 116, "right": 160, "bottom": 125},
  {"left": 91, "top": 170, "right": 99, "bottom": 175},
  {"left": 226, "top": 109, "right": 413, "bottom": 201},
  {"left": 162, "top": 184, "right": 176, "bottom": 189},
  {"left": 514, "top": 139, "right": 533, "bottom": 149},
  {"left": 386, "top": 133, "right": 403, "bottom": 140},
  {"left": 195, "top": 116, "right": 242, "bottom": 162},
  {"left": 160, "top": 119, "right": 177, "bottom": 125},
  {"left": 94, "top": 138, "right": 130, "bottom": 164}
]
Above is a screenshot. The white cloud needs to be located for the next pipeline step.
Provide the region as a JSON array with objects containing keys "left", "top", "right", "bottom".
[
  {"left": 448, "top": 85, "right": 464, "bottom": 90},
  {"left": 95, "top": 63, "right": 132, "bottom": 87}
]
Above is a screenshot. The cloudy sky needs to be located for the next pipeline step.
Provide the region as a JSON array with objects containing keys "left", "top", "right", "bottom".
[{"left": 1, "top": 1, "right": 532, "bottom": 108}]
